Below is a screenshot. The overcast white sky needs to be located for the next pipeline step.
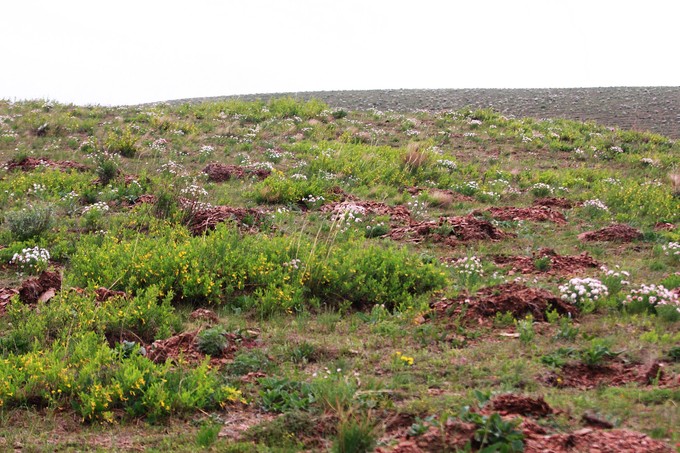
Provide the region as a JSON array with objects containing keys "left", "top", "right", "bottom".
[{"left": 1, "top": 0, "right": 678, "bottom": 106}]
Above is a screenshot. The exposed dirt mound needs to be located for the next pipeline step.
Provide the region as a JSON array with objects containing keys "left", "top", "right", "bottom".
[
  {"left": 0, "top": 288, "right": 19, "bottom": 315},
  {"left": 524, "top": 427, "right": 672, "bottom": 453},
  {"left": 320, "top": 200, "right": 412, "bottom": 224},
  {"left": 533, "top": 197, "right": 576, "bottom": 209},
  {"left": 6, "top": 157, "right": 88, "bottom": 172},
  {"left": 146, "top": 329, "right": 259, "bottom": 366},
  {"left": 190, "top": 308, "right": 219, "bottom": 324},
  {"left": 473, "top": 206, "right": 566, "bottom": 224},
  {"left": 203, "top": 163, "right": 271, "bottom": 182},
  {"left": 19, "top": 271, "right": 61, "bottom": 304},
  {"left": 186, "top": 205, "right": 265, "bottom": 235},
  {"left": 94, "top": 287, "right": 128, "bottom": 302},
  {"left": 431, "top": 282, "right": 576, "bottom": 323},
  {"left": 492, "top": 248, "right": 600, "bottom": 275},
  {"left": 541, "top": 361, "right": 677, "bottom": 390},
  {"left": 491, "top": 394, "right": 553, "bottom": 417},
  {"left": 389, "top": 215, "right": 513, "bottom": 245},
  {"left": 578, "top": 224, "right": 643, "bottom": 242},
  {"left": 654, "top": 222, "right": 675, "bottom": 231}
]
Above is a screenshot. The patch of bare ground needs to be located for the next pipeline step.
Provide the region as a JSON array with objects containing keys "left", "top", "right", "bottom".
[
  {"left": 388, "top": 215, "right": 513, "bottom": 245},
  {"left": 5, "top": 156, "right": 88, "bottom": 172},
  {"left": 406, "top": 186, "right": 475, "bottom": 203},
  {"left": 431, "top": 282, "right": 577, "bottom": 324},
  {"left": 19, "top": 270, "right": 61, "bottom": 304},
  {"left": 540, "top": 360, "right": 678, "bottom": 390},
  {"left": 578, "top": 224, "right": 643, "bottom": 242},
  {"left": 492, "top": 248, "right": 600, "bottom": 275},
  {"left": 146, "top": 328, "right": 260, "bottom": 366},
  {"left": 524, "top": 427, "right": 672, "bottom": 453},
  {"left": 473, "top": 206, "right": 567, "bottom": 223},
  {"left": 490, "top": 394, "right": 553, "bottom": 417},
  {"left": 203, "top": 163, "right": 271, "bottom": 182},
  {"left": 533, "top": 197, "right": 576, "bottom": 209},
  {"left": 186, "top": 205, "right": 266, "bottom": 235}
]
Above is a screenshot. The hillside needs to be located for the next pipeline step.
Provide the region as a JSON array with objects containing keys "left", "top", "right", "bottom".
[{"left": 0, "top": 97, "right": 678, "bottom": 451}]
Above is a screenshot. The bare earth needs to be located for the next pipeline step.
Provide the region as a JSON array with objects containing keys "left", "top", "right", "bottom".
[{"left": 166, "top": 87, "right": 680, "bottom": 138}]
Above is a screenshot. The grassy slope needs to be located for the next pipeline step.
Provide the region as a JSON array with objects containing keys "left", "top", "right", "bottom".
[{"left": 0, "top": 97, "right": 678, "bottom": 451}]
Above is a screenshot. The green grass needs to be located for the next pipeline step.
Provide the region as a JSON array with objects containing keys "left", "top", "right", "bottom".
[{"left": 0, "top": 97, "right": 678, "bottom": 451}]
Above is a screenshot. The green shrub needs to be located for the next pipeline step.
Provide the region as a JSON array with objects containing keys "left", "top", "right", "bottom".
[
  {"left": 106, "top": 127, "right": 137, "bottom": 157},
  {"left": 4, "top": 203, "right": 54, "bottom": 240},
  {"left": 196, "top": 326, "right": 228, "bottom": 357},
  {"left": 332, "top": 416, "right": 377, "bottom": 453}
]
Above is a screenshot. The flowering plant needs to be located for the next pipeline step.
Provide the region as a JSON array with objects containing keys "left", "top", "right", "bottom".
[
  {"left": 662, "top": 242, "right": 679, "bottom": 261},
  {"left": 559, "top": 277, "right": 609, "bottom": 312},
  {"left": 623, "top": 284, "right": 680, "bottom": 320},
  {"left": 10, "top": 246, "right": 50, "bottom": 276}
]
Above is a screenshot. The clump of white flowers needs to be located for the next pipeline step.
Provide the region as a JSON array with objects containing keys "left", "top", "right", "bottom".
[
  {"left": 559, "top": 277, "right": 609, "bottom": 312},
  {"left": 82, "top": 201, "right": 110, "bottom": 214},
  {"left": 436, "top": 159, "right": 457, "bottom": 170},
  {"left": 583, "top": 199, "right": 609, "bottom": 212},
  {"left": 10, "top": 246, "right": 50, "bottom": 276},
  {"left": 662, "top": 242, "right": 679, "bottom": 259},
  {"left": 330, "top": 203, "right": 366, "bottom": 232}
]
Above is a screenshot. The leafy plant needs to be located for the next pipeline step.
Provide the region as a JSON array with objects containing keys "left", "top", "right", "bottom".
[
  {"left": 4, "top": 203, "right": 54, "bottom": 240},
  {"left": 196, "top": 326, "right": 229, "bottom": 357}
]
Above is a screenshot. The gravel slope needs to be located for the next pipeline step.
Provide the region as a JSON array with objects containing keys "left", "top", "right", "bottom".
[{"left": 164, "top": 87, "right": 680, "bottom": 138}]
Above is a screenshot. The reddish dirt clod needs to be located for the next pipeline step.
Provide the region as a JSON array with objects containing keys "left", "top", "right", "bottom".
[
  {"left": 492, "top": 248, "right": 600, "bottom": 275},
  {"left": 541, "top": 361, "right": 676, "bottom": 390},
  {"left": 94, "top": 287, "right": 128, "bottom": 302},
  {"left": 186, "top": 205, "right": 265, "bottom": 235},
  {"left": 389, "top": 215, "right": 513, "bottom": 245},
  {"left": 203, "top": 163, "right": 271, "bottom": 182},
  {"left": 190, "top": 308, "right": 219, "bottom": 324},
  {"left": 19, "top": 271, "right": 62, "bottom": 304},
  {"left": 6, "top": 157, "right": 88, "bottom": 172},
  {"left": 578, "top": 224, "right": 643, "bottom": 242},
  {"left": 490, "top": 394, "right": 553, "bottom": 417},
  {"left": 431, "top": 282, "right": 576, "bottom": 323},
  {"left": 146, "top": 329, "right": 258, "bottom": 366},
  {"left": 533, "top": 197, "right": 576, "bottom": 209},
  {"left": 473, "top": 206, "right": 567, "bottom": 223}
]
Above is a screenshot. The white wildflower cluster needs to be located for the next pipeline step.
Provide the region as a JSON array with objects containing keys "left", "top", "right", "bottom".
[
  {"left": 317, "top": 170, "right": 337, "bottom": 180},
  {"left": 600, "top": 265, "right": 630, "bottom": 285},
  {"left": 10, "top": 246, "right": 50, "bottom": 276},
  {"left": 158, "top": 160, "right": 185, "bottom": 175},
  {"left": 172, "top": 129, "right": 185, "bottom": 136},
  {"left": 282, "top": 258, "right": 302, "bottom": 270},
  {"left": 640, "top": 157, "right": 657, "bottom": 166},
  {"left": 624, "top": 284, "right": 680, "bottom": 314},
  {"left": 662, "top": 242, "right": 680, "bottom": 258},
  {"left": 290, "top": 173, "right": 307, "bottom": 180},
  {"left": 582, "top": 199, "right": 609, "bottom": 212},
  {"left": 458, "top": 180, "right": 480, "bottom": 195},
  {"left": 249, "top": 161, "right": 274, "bottom": 171},
  {"left": 265, "top": 149, "right": 283, "bottom": 161},
  {"left": 301, "top": 194, "right": 325, "bottom": 208},
  {"left": 451, "top": 256, "right": 484, "bottom": 277},
  {"left": 82, "top": 201, "right": 110, "bottom": 214},
  {"left": 603, "top": 178, "right": 621, "bottom": 186},
  {"left": 436, "top": 159, "right": 457, "bottom": 170},
  {"left": 198, "top": 145, "right": 214, "bottom": 156},
  {"left": 610, "top": 146, "right": 624, "bottom": 154},
  {"left": 406, "top": 199, "right": 428, "bottom": 219},
  {"left": 559, "top": 277, "right": 609, "bottom": 308},
  {"left": 405, "top": 129, "right": 420, "bottom": 137},
  {"left": 27, "top": 183, "right": 46, "bottom": 196},
  {"left": 330, "top": 203, "right": 366, "bottom": 231},
  {"left": 468, "top": 119, "right": 482, "bottom": 126},
  {"left": 150, "top": 138, "right": 168, "bottom": 152},
  {"left": 463, "top": 132, "right": 477, "bottom": 137},
  {"left": 180, "top": 184, "right": 208, "bottom": 199},
  {"left": 573, "top": 148, "right": 586, "bottom": 159},
  {"left": 521, "top": 135, "right": 532, "bottom": 143},
  {"left": 530, "top": 183, "right": 554, "bottom": 195}
]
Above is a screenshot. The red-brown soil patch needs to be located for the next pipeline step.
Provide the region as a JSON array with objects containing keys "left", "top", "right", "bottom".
[
  {"left": 533, "top": 197, "right": 576, "bottom": 209},
  {"left": 190, "top": 308, "right": 220, "bottom": 324},
  {"left": 19, "top": 271, "right": 61, "bottom": 304},
  {"left": 320, "top": 200, "right": 412, "bottom": 224},
  {"left": 431, "top": 282, "right": 577, "bottom": 323},
  {"left": 524, "top": 427, "right": 672, "bottom": 453},
  {"left": 186, "top": 205, "right": 265, "bottom": 235},
  {"left": 203, "top": 163, "right": 271, "bottom": 182},
  {"left": 490, "top": 394, "right": 553, "bottom": 417},
  {"left": 473, "top": 206, "right": 566, "bottom": 223},
  {"left": 94, "top": 287, "right": 128, "bottom": 302},
  {"left": 541, "top": 361, "right": 678, "bottom": 390},
  {"left": 578, "top": 224, "right": 643, "bottom": 242},
  {"left": 654, "top": 222, "right": 675, "bottom": 231},
  {"left": 492, "top": 248, "right": 600, "bottom": 275},
  {"left": 388, "top": 215, "right": 513, "bottom": 245},
  {"left": 146, "top": 329, "right": 259, "bottom": 366},
  {"left": 6, "top": 157, "right": 88, "bottom": 172},
  {"left": 0, "top": 288, "right": 19, "bottom": 316}
]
